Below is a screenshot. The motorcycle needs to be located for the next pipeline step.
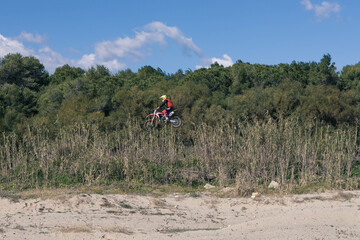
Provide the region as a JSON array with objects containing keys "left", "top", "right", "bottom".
[{"left": 144, "top": 109, "right": 182, "bottom": 130}]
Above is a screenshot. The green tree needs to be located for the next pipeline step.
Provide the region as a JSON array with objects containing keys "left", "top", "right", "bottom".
[
  {"left": 133, "top": 66, "right": 167, "bottom": 90},
  {"left": 227, "top": 80, "right": 303, "bottom": 121},
  {"left": 309, "top": 54, "right": 339, "bottom": 86},
  {"left": 286, "top": 61, "right": 311, "bottom": 85},
  {"left": 50, "top": 64, "right": 85, "bottom": 85},
  {"left": 85, "top": 65, "right": 111, "bottom": 80},
  {"left": 339, "top": 62, "right": 360, "bottom": 90},
  {"left": 229, "top": 61, "right": 254, "bottom": 94},
  {"left": 0, "top": 90, "right": 5, "bottom": 131},
  {"left": 0, "top": 83, "right": 38, "bottom": 130},
  {"left": 37, "top": 85, "right": 64, "bottom": 115},
  {"left": 0, "top": 53, "right": 49, "bottom": 91},
  {"left": 182, "top": 63, "right": 232, "bottom": 94},
  {"left": 297, "top": 85, "right": 359, "bottom": 125}
]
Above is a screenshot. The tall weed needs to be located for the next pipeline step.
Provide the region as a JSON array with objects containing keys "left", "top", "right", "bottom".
[{"left": 0, "top": 118, "right": 359, "bottom": 192}]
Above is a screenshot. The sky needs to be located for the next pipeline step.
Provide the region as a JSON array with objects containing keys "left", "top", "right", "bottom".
[{"left": 0, "top": 0, "right": 359, "bottom": 74}]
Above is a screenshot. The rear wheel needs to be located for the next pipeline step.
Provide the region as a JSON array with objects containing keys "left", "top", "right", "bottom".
[
  {"left": 144, "top": 119, "right": 157, "bottom": 130},
  {"left": 170, "top": 116, "right": 182, "bottom": 128}
]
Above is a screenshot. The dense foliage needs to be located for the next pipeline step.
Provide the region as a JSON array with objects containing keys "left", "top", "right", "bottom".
[
  {"left": 1, "top": 53, "right": 359, "bottom": 133},
  {"left": 0, "top": 53, "right": 359, "bottom": 191}
]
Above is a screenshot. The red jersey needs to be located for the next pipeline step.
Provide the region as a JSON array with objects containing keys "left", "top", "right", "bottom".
[{"left": 164, "top": 98, "right": 173, "bottom": 108}]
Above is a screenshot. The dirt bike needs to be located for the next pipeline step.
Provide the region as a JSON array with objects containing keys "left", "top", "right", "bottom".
[{"left": 144, "top": 109, "right": 182, "bottom": 130}]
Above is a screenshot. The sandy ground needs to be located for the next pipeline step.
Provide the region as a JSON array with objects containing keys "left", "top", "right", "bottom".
[{"left": 0, "top": 189, "right": 360, "bottom": 240}]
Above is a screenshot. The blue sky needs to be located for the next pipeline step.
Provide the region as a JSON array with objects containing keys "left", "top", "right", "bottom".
[{"left": 0, "top": 0, "right": 359, "bottom": 74}]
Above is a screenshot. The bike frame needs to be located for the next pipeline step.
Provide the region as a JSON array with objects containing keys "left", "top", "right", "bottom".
[
  {"left": 144, "top": 109, "right": 181, "bottom": 129},
  {"left": 145, "top": 109, "right": 177, "bottom": 124},
  {"left": 145, "top": 109, "right": 162, "bottom": 125}
]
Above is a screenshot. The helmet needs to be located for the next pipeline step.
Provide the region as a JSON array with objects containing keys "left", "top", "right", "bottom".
[{"left": 160, "top": 95, "right": 167, "bottom": 101}]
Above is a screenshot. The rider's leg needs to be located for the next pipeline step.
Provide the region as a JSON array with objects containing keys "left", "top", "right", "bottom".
[
  {"left": 160, "top": 110, "right": 167, "bottom": 121},
  {"left": 165, "top": 107, "right": 173, "bottom": 122}
]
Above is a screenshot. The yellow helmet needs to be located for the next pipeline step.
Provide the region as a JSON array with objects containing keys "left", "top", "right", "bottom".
[{"left": 160, "top": 95, "right": 167, "bottom": 101}]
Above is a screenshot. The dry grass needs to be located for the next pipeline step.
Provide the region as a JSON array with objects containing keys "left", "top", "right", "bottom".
[
  {"left": 14, "top": 225, "right": 25, "bottom": 231},
  {"left": 53, "top": 225, "right": 133, "bottom": 235},
  {"left": 159, "top": 227, "right": 220, "bottom": 234},
  {"left": 152, "top": 198, "right": 168, "bottom": 208},
  {"left": 54, "top": 225, "right": 92, "bottom": 233},
  {"left": 101, "top": 226, "right": 133, "bottom": 235},
  {"left": 332, "top": 192, "right": 356, "bottom": 201},
  {"left": 292, "top": 191, "right": 357, "bottom": 203},
  {"left": 0, "top": 118, "right": 359, "bottom": 194}
]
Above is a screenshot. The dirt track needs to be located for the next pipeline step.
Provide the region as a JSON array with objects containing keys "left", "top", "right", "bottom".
[{"left": 1, "top": 190, "right": 360, "bottom": 240}]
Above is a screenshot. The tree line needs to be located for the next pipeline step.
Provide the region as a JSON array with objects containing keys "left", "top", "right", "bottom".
[{"left": 1, "top": 53, "right": 359, "bottom": 133}]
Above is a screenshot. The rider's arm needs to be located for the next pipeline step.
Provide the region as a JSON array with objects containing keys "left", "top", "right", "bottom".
[{"left": 158, "top": 99, "right": 168, "bottom": 108}]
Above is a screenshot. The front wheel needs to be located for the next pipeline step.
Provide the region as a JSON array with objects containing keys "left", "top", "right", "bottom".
[
  {"left": 144, "top": 119, "right": 157, "bottom": 130},
  {"left": 170, "top": 116, "right": 182, "bottom": 128}
]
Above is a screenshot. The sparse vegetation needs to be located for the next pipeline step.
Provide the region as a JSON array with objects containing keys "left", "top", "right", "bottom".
[
  {"left": 14, "top": 225, "right": 25, "bottom": 231},
  {"left": 101, "top": 226, "right": 133, "bottom": 235},
  {"left": 190, "top": 192, "right": 201, "bottom": 198},
  {"left": 159, "top": 227, "right": 220, "bottom": 234},
  {"left": 54, "top": 226, "right": 92, "bottom": 233},
  {"left": 119, "top": 201, "right": 133, "bottom": 209}
]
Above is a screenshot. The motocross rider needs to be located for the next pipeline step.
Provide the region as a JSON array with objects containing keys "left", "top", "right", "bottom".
[{"left": 157, "top": 95, "right": 174, "bottom": 122}]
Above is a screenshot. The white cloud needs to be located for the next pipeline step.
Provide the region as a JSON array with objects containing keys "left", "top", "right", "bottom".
[
  {"left": 94, "top": 32, "right": 161, "bottom": 61},
  {"left": 0, "top": 32, "right": 128, "bottom": 73},
  {"left": 78, "top": 53, "right": 96, "bottom": 68},
  {"left": 196, "top": 54, "right": 234, "bottom": 69},
  {"left": 301, "top": 0, "right": 313, "bottom": 10},
  {"left": 99, "top": 59, "right": 127, "bottom": 72},
  {"left": 17, "top": 32, "right": 47, "bottom": 44},
  {"left": 0, "top": 34, "right": 72, "bottom": 73},
  {"left": 0, "top": 34, "right": 34, "bottom": 57},
  {"left": 77, "top": 53, "right": 127, "bottom": 72},
  {"left": 144, "top": 21, "right": 203, "bottom": 57},
  {"left": 94, "top": 21, "right": 202, "bottom": 62},
  {"left": 1, "top": 22, "right": 205, "bottom": 73},
  {"left": 0, "top": 34, "right": 67, "bottom": 73},
  {"left": 211, "top": 54, "right": 234, "bottom": 67},
  {"left": 79, "top": 21, "right": 204, "bottom": 72},
  {"left": 301, "top": 0, "right": 341, "bottom": 19}
]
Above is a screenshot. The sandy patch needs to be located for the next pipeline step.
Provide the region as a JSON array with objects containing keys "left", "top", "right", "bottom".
[{"left": 0, "top": 190, "right": 359, "bottom": 240}]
